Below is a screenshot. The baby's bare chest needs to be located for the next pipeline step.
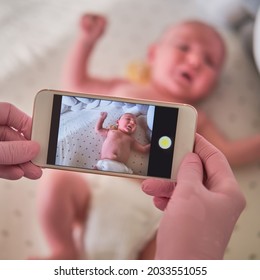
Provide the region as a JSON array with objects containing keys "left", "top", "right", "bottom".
[{"left": 107, "top": 130, "right": 133, "bottom": 146}]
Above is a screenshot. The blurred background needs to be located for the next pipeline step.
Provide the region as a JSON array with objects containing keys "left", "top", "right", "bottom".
[{"left": 0, "top": 0, "right": 260, "bottom": 259}]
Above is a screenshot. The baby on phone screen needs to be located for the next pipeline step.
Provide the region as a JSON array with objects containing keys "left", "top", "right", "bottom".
[{"left": 95, "top": 112, "right": 150, "bottom": 174}]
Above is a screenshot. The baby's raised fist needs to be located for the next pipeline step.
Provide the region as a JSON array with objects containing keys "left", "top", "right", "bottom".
[
  {"left": 80, "top": 13, "right": 107, "bottom": 42},
  {"left": 100, "top": 112, "right": 108, "bottom": 119}
]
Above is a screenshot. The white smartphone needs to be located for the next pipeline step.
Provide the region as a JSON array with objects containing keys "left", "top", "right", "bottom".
[{"left": 31, "top": 89, "right": 197, "bottom": 181}]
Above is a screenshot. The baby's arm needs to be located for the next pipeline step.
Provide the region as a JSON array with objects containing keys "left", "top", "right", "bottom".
[
  {"left": 95, "top": 112, "right": 109, "bottom": 137},
  {"left": 132, "top": 141, "right": 151, "bottom": 154},
  {"left": 198, "top": 110, "right": 260, "bottom": 166},
  {"left": 61, "top": 14, "right": 128, "bottom": 94}
]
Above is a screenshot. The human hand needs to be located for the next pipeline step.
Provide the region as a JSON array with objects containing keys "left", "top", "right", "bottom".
[
  {"left": 80, "top": 13, "right": 107, "bottom": 42},
  {"left": 0, "top": 102, "right": 42, "bottom": 180},
  {"left": 142, "top": 134, "right": 246, "bottom": 259}
]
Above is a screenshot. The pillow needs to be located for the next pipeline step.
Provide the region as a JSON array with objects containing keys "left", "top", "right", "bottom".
[{"left": 62, "top": 96, "right": 78, "bottom": 106}]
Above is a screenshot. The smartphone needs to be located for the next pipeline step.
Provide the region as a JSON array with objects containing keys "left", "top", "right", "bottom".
[{"left": 31, "top": 89, "right": 197, "bottom": 181}]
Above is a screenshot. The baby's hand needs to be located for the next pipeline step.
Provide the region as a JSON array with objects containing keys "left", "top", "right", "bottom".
[
  {"left": 100, "top": 112, "right": 108, "bottom": 120},
  {"left": 80, "top": 14, "right": 107, "bottom": 42}
]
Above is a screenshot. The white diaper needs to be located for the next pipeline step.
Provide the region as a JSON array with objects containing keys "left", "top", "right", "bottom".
[
  {"left": 81, "top": 174, "right": 162, "bottom": 259},
  {"left": 96, "top": 159, "right": 133, "bottom": 174}
]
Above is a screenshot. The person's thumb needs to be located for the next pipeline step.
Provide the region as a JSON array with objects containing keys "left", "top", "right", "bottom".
[
  {"left": 0, "top": 141, "right": 40, "bottom": 165},
  {"left": 177, "top": 152, "right": 203, "bottom": 184}
]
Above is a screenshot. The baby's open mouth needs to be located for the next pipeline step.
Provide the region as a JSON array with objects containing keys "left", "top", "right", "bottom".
[{"left": 181, "top": 72, "right": 192, "bottom": 82}]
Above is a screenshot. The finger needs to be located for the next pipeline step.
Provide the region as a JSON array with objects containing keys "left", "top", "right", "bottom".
[
  {"left": 142, "top": 179, "right": 175, "bottom": 198},
  {"left": 194, "top": 134, "right": 237, "bottom": 191},
  {"left": 153, "top": 197, "right": 169, "bottom": 211},
  {"left": 0, "top": 141, "right": 40, "bottom": 165},
  {"left": 177, "top": 152, "right": 203, "bottom": 184},
  {"left": 0, "top": 165, "right": 24, "bottom": 180},
  {"left": 0, "top": 126, "right": 26, "bottom": 141},
  {"left": 19, "top": 162, "right": 42, "bottom": 179},
  {"left": 0, "top": 103, "right": 32, "bottom": 139}
]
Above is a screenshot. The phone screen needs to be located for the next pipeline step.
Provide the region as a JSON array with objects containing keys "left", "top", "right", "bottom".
[{"left": 47, "top": 94, "right": 179, "bottom": 179}]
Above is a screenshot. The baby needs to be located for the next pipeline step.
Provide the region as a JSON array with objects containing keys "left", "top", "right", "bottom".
[
  {"left": 35, "top": 14, "right": 257, "bottom": 260},
  {"left": 62, "top": 13, "right": 260, "bottom": 166},
  {"left": 95, "top": 112, "right": 150, "bottom": 174}
]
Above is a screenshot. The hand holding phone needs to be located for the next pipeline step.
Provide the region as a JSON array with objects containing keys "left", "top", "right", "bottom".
[
  {"left": 142, "top": 134, "right": 246, "bottom": 259},
  {"left": 0, "top": 102, "right": 42, "bottom": 180},
  {"left": 31, "top": 89, "right": 197, "bottom": 181}
]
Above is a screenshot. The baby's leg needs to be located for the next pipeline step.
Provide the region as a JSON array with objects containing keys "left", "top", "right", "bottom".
[{"left": 36, "top": 170, "right": 90, "bottom": 259}]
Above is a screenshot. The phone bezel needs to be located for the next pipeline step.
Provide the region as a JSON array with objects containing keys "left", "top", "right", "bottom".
[{"left": 31, "top": 89, "right": 197, "bottom": 181}]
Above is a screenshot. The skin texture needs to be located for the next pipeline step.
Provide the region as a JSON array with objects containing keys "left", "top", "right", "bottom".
[{"left": 0, "top": 102, "right": 42, "bottom": 180}]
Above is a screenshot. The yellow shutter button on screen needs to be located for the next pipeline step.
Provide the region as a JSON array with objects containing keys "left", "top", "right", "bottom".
[{"left": 158, "top": 136, "right": 172, "bottom": 149}]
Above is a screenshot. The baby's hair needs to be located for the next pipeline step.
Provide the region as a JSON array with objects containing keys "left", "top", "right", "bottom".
[
  {"left": 184, "top": 20, "right": 225, "bottom": 52},
  {"left": 161, "top": 20, "right": 226, "bottom": 60},
  {"left": 119, "top": 113, "right": 136, "bottom": 118},
  {"left": 109, "top": 113, "right": 137, "bottom": 130}
]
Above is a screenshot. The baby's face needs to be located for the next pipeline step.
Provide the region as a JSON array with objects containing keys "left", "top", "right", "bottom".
[
  {"left": 117, "top": 113, "right": 137, "bottom": 134},
  {"left": 148, "top": 22, "right": 225, "bottom": 103}
]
